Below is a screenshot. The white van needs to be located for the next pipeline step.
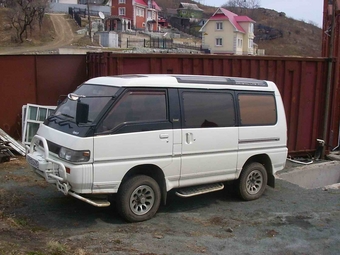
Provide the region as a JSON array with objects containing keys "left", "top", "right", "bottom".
[{"left": 27, "top": 74, "right": 287, "bottom": 222}]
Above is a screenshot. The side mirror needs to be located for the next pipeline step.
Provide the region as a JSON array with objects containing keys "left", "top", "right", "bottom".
[{"left": 76, "top": 101, "right": 89, "bottom": 124}]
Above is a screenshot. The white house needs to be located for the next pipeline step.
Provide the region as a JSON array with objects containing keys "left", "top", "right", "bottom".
[{"left": 199, "top": 8, "right": 255, "bottom": 55}]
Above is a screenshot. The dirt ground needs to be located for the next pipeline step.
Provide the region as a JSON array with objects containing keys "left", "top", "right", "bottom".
[{"left": 0, "top": 157, "right": 339, "bottom": 255}]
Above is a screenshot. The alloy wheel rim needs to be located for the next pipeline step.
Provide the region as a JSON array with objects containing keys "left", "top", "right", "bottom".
[
  {"left": 246, "top": 170, "right": 263, "bottom": 194},
  {"left": 129, "top": 185, "right": 155, "bottom": 215}
]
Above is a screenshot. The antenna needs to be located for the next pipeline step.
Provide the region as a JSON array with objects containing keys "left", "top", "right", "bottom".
[{"left": 98, "top": 11, "right": 105, "bottom": 20}]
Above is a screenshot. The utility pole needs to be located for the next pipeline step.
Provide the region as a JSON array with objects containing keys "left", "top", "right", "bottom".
[{"left": 87, "top": 0, "right": 92, "bottom": 41}]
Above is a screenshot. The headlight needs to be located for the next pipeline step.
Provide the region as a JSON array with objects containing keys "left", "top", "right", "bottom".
[{"left": 59, "top": 147, "right": 90, "bottom": 162}]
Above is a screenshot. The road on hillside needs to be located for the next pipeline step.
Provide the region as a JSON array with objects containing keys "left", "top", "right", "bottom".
[{"left": 0, "top": 13, "right": 77, "bottom": 55}]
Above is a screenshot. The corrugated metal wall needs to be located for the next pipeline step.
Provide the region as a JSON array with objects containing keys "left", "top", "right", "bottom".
[
  {"left": 87, "top": 53, "right": 337, "bottom": 156},
  {"left": 0, "top": 53, "right": 338, "bottom": 156},
  {"left": 0, "top": 55, "right": 87, "bottom": 139}
]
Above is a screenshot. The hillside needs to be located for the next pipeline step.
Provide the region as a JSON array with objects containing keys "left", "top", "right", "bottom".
[
  {"left": 238, "top": 8, "right": 322, "bottom": 57},
  {"left": 158, "top": 1, "right": 322, "bottom": 57},
  {"left": 0, "top": 1, "right": 323, "bottom": 57}
]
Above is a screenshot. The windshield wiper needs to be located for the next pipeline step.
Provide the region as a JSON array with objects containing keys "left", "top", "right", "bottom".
[
  {"left": 61, "top": 113, "right": 74, "bottom": 119},
  {"left": 47, "top": 115, "right": 57, "bottom": 121}
]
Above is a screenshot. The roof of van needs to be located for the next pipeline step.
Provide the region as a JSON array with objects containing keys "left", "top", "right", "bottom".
[{"left": 84, "top": 74, "right": 278, "bottom": 92}]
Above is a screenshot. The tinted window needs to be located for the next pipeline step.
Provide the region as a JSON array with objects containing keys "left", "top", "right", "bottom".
[
  {"left": 98, "top": 90, "right": 167, "bottom": 132},
  {"left": 55, "top": 85, "right": 119, "bottom": 123},
  {"left": 182, "top": 91, "right": 235, "bottom": 128},
  {"left": 238, "top": 94, "right": 277, "bottom": 125}
]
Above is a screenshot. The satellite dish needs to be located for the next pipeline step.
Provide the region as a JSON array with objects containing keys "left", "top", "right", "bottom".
[{"left": 99, "top": 12, "right": 105, "bottom": 19}]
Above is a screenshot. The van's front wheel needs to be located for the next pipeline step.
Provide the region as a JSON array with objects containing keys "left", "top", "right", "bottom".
[
  {"left": 238, "top": 162, "right": 267, "bottom": 201},
  {"left": 117, "top": 175, "right": 161, "bottom": 222}
]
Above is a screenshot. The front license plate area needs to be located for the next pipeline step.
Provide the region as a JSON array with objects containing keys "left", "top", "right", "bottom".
[{"left": 27, "top": 155, "right": 39, "bottom": 169}]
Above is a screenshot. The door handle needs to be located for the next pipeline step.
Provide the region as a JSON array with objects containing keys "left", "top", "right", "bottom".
[
  {"left": 159, "top": 134, "right": 169, "bottom": 139},
  {"left": 185, "top": 133, "right": 195, "bottom": 144}
]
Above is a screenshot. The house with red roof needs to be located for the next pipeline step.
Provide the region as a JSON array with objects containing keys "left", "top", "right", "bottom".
[
  {"left": 110, "top": 0, "right": 161, "bottom": 32},
  {"left": 199, "top": 8, "right": 255, "bottom": 55}
]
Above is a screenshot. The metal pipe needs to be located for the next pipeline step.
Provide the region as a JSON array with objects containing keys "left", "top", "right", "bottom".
[{"left": 322, "top": 0, "right": 337, "bottom": 158}]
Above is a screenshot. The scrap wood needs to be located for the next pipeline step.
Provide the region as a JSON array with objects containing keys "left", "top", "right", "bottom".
[{"left": 0, "top": 128, "right": 26, "bottom": 156}]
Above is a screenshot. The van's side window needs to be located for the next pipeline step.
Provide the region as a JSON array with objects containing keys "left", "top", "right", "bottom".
[
  {"left": 98, "top": 90, "right": 167, "bottom": 132},
  {"left": 182, "top": 91, "right": 235, "bottom": 128},
  {"left": 238, "top": 94, "right": 277, "bottom": 126}
]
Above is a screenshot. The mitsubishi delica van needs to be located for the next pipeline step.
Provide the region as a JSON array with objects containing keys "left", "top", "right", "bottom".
[{"left": 26, "top": 74, "right": 287, "bottom": 222}]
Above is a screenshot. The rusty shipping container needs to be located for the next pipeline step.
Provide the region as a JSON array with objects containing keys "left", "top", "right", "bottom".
[
  {"left": 0, "top": 53, "right": 339, "bottom": 156},
  {"left": 0, "top": 55, "right": 87, "bottom": 139},
  {"left": 87, "top": 53, "right": 338, "bottom": 156}
]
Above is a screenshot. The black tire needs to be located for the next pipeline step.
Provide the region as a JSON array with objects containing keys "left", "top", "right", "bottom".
[
  {"left": 238, "top": 162, "right": 267, "bottom": 201},
  {"left": 117, "top": 175, "right": 161, "bottom": 222}
]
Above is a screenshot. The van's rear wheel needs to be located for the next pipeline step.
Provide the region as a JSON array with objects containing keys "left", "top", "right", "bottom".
[
  {"left": 238, "top": 162, "right": 267, "bottom": 201},
  {"left": 117, "top": 175, "right": 161, "bottom": 222}
]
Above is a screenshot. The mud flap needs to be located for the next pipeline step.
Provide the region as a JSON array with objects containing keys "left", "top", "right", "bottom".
[{"left": 268, "top": 173, "right": 275, "bottom": 188}]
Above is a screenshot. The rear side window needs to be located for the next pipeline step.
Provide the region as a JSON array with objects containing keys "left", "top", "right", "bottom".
[
  {"left": 238, "top": 93, "right": 277, "bottom": 126},
  {"left": 182, "top": 91, "right": 235, "bottom": 128},
  {"left": 98, "top": 90, "right": 167, "bottom": 132}
]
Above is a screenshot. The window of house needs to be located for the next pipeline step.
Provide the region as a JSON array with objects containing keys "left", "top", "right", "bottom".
[
  {"left": 249, "top": 39, "right": 253, "bottom": 48},
  {"left": 147, "top": 10, "right": 152, "bottom": 19},
  {"left": 249, "top": 23, "right": 254, "bottom": 33},
  {"left": 98, "top": 90, "right": 167, "bottom": 132},
  {"left": 237, "top": 38, "right": 243, "bottom": 47},
  {"left": 137, "top": 7, "right": 145, "bottom": 17},
  {"left": 215, "top": 38, "right": 222, "bottom": 46},
  {"left": 118, "top": 7, "right": 125, "bottom": 16},
  {"left": 119, "top": 0, "right": 126, "bottom": 3},
  {"left": 216, "top": 22, "right": 223, "bottom": 30},
  {"left": 181, "top": 91, "right": 235, "bottom": 128},
  {"left": 238, "top": 94, "right": 277, "bottom": 126}
]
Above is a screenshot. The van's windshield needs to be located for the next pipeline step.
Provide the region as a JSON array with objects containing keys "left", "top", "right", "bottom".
[{"left": 55, "top": 84, "right": 120, "bottom": 123}]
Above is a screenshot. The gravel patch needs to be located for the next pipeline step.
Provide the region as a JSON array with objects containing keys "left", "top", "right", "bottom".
[{"left": 0, "top": 157, "right": 339, "bottom": 254}]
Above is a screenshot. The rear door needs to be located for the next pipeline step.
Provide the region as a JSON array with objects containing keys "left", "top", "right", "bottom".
[
  {"left": 179, "top": 89, "right": 238, "bottom": 187},
  {"left": 237, "top": 92, "right": 286, "bottom": 169}
]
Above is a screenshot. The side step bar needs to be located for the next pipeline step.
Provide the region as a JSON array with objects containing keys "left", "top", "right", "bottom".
[
  {"left": 175, "top": 183, "right": 224, "bottom": 198},
  {"left": 68, "top": 191, "right": 111, "bottom": 207}
]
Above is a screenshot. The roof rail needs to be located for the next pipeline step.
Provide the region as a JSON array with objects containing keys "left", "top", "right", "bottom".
[{"left": 174, "top": 76, "right": 267, "bottom": 87}]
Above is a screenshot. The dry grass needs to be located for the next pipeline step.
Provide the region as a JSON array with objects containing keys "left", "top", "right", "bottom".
[{"left": 0, "top": 8, "right": 55, "bottom": 46}]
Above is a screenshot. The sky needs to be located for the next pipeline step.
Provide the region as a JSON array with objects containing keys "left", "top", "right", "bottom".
[{"left": 203, "top": 0, "right": 324, "bottom": 27}]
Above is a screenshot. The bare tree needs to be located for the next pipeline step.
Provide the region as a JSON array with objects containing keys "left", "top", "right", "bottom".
[
  {"left": 247, "top": 0, "right": 261, "bottom": 9},
  {"left": 222, "top": 0, "right": 261, "bottom": 15},
  {"left": 223, "top": 0, "right": 261, "bottom": 9},
  {"left": 6, "top": 0, "right": 49, "bottom": 43},
  {"left": 36, "top": 0, "right": 50, "bottom": 30}
]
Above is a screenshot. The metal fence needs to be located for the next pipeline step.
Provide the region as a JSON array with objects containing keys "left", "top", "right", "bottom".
[{"left": 126, "top": 38, "right": 201, "bottom": 51}]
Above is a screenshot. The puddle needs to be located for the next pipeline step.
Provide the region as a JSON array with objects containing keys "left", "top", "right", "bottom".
[{"left": 277, "top": 161, "right": 340, "bottom": 189}]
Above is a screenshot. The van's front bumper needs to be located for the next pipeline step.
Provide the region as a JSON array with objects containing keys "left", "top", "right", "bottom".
[{"left": 26, "top": 135, "right": 70, "bottom": 195}]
